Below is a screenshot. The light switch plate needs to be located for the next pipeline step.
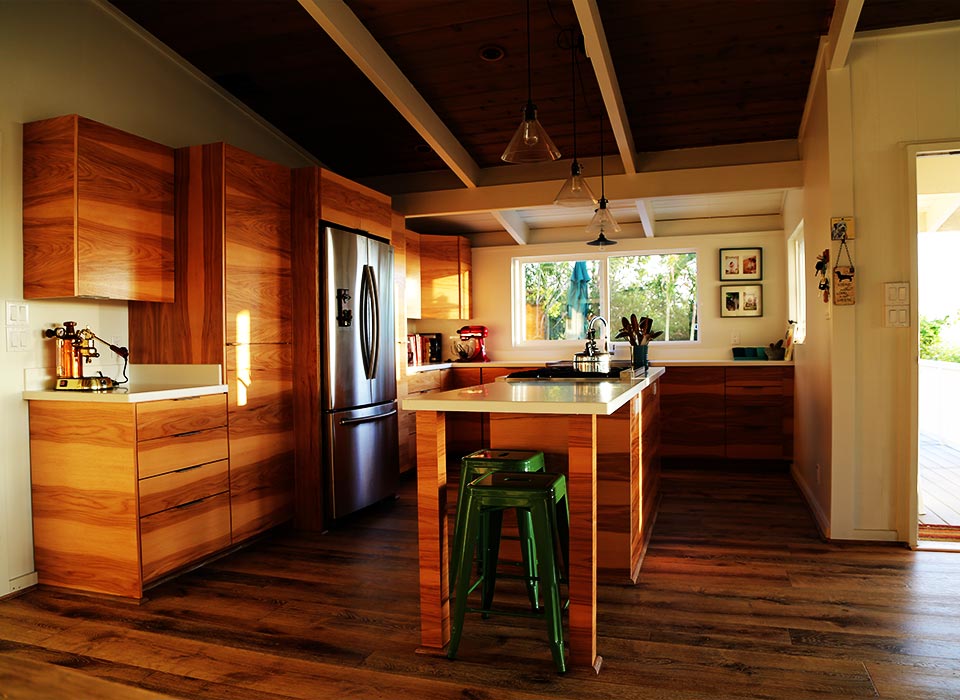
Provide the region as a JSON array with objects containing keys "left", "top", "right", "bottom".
[
  {"left": 6, "top": 327, "right": 28, "bottom": 352},
  {"left": 5, "top": 300, "right": 29, "bottom": 326},
  {"left": 882, "top": 282, "right": 910, "bottom": 327}
]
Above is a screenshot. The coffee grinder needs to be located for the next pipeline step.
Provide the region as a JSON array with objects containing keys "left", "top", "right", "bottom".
[
  {"left": 455, "top": 325, "right": 489, "bottom": 362},
  {"left": 44, "top": 321, "right": 130, "bottom": 390}
]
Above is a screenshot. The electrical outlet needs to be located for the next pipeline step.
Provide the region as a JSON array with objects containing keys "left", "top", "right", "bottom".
[{"left": 731, "top": 332, "right": 740, "bottom": 345}]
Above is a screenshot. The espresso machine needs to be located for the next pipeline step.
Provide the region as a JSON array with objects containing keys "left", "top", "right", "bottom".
[
  {"left": 454, "top": 325, "right": 489, "bottom": 362},
  {"left": 44, "top": 321, "right": 129, "bottom": 390}
]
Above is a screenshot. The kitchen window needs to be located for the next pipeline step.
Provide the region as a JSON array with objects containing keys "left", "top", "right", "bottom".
[{"left": 514, "top": 252, "right": 698, "bottom": 346}]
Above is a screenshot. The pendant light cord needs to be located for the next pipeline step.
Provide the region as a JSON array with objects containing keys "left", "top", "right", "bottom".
[
  {"left": 526, "top": 0, "right": 532, "bottom": 105},
  {"left": 571, "top": 34, "right": 577, "bottom": 159},
  {"left": 599, "top": 112, "right": 605, "bottom": 201}
]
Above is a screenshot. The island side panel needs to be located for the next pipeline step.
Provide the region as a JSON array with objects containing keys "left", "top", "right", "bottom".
[
  {"left": 638, "top": 379, "right": 662, "bottom": 569},
  {"left": 415, "top": 411, "right": 450, "bottom": 651},
  {"left": 567, "top": 414, "right": 600, "bottom": 671}
]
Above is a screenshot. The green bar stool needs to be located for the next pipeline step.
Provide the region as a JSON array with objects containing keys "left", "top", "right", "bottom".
[
  {"left": 451, "top": 449, "right": 546, "bottom": 611},
  {"left": 447, "top": 471, "right": 571, "bottom": 673}
]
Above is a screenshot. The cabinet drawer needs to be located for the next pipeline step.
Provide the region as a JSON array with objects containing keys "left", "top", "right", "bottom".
[
  {"left": 139, "top": 459, "right": 229, "bottom": 517},
  {"left": 137, "top": 426, "right": 229, "bottom": 479},
  {"left": 725, "top": 367, "right": 783, "bottom": 387},
  {"left": 140, "top": 492, "right": 231, "bottom": 582},
  {"left": 136, "top": 394, "right": 227, "bottom": 441}
]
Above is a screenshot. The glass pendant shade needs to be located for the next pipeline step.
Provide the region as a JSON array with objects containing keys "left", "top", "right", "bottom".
[
  {"left": 501, "top": 102, "right": 561, "bottom": 163},
  {"left": 554, "top": 160, "right": 597, "bottom": 207},
  {"left": 585, "top": 197, "right": 621, "bottom": 237}
]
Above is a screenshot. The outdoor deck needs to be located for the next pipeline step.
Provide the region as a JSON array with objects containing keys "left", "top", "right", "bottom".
[{"left": 919, "top": 434, "right": 960, "bottom": 534}]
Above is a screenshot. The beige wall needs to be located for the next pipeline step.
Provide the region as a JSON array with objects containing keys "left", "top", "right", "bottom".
[
  {"left": 470, "top": 230, "right": 790, "bottom": 363},
  {"left": 0, "top": 0, "right": 312, "bottom": 597},
  {"left": 797, "top": 22, "right": 960, "bottom": 542}
]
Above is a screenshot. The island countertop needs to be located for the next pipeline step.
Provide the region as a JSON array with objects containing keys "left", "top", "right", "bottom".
[{"left": 401, "top": 366, "right": 665, "bottom": 415}]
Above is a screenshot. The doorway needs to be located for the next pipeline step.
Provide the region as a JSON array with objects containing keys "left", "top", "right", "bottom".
[{"left": 915, "top": 150, "right": 960, "bottom": 543}]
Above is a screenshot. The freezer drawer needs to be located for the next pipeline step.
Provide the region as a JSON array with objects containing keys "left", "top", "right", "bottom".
[{"left": 325, "top": 401, "right": 399, "bottom": 520}]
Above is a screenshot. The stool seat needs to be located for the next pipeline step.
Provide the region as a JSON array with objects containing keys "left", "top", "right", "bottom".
[
  {"left": 448, "top": 470, "right": 570, "bottom": 673},
  {"left": 451, "top": 450, "right": 546, "bottom": 611}
]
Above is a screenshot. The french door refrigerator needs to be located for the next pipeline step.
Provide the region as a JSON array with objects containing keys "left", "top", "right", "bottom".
[{"left": 321, "top": 224, "right": 398, "bottom": 520}]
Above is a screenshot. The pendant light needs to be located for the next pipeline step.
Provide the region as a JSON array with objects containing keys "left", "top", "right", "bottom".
[
  {"left": 501, "top": 0, "right": 560, "bottom": 163},
  {"left": 586, "top": 112, "right": 619, "bottom": 246},
  {"left": 554, "top": 31, "right": 597, "bottom": 207}
]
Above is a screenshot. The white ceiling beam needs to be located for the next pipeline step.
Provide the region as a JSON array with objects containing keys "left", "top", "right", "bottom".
[
  {"left": 297, "top": 0, "right": 481, "bottom": 188},
  {"left": 396, "top": 160, "right": 803, "bottom": 217},
  {"left": 491, "top": 211, "right": 530, "bottom": 245},
  {"left": 826, "top": 0, "right": 865, "bottom": 69},
  {"left": 572, "top": 0, "right": 638, "bottom": 175},
  {"left": 636, "top": 199, "right": 656, "bottom": 237}
]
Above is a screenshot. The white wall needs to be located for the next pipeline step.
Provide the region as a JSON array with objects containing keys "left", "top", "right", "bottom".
[
  {"left": 470, "top": 230, "right": 790, "bottom": 363},
  {"left": 822, "top": 22, "right": 960, "bottom": 540},
  {"left": 0, "top": 0, "right": 312, "bottom": 597}
]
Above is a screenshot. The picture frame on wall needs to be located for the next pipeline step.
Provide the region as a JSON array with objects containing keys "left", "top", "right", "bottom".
[
  {"left": 721, "top": 284, "right": 763, "bottom": 318},
  {"left": 719, "top": 247, "right": 762, "bottom": 281}
]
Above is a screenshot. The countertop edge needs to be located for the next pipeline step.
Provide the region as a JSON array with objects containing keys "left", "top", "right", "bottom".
[
  {"left": 402, "top": 367, "right": 664, "bottom": 415},
  {"left": 23, "top": 384, "right": 229, "bottom": 403}
]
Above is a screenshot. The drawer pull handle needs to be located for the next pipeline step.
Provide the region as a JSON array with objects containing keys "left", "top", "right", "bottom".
[
  {"left": 174, "top": 496, "right": 207, "bottom": 510},
  {"left": 173, "top": 464, "right": 203, "bottom": 475},
  {"left": 173, "top": 430, "right": 203, "bottom": 438}
]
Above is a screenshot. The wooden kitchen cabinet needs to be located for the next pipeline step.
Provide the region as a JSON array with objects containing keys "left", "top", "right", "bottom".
[
  {"left": 129, "top": 143, "right": 294, "bottom": 540},
  {"left": 319, "top": 168, "right": 393, "bottom": 240},
  {"left": 419, "top": 234, "right": 471, "bottom": 319},
  {"left": 28, "top": 393, "right": 230, "bottom": 599},
  {"left": 22, "top": 114, "right": 174, "bottom": 301},
  {"left": 398, "top": 369, "right": 450, "bottom": 472},
  {"left": 226, "top": 344, "right": 295, "bottom": 542},
  {"left": 659, "top": 365, "right": 794, "bottom": 465},
  {"left": 405, "top": 229, "right": 422, "bottom": 319}
]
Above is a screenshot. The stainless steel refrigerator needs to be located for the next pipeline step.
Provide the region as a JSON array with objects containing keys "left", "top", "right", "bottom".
[{"left": 321, "top": 224, "right": 398, "bottom": 520}]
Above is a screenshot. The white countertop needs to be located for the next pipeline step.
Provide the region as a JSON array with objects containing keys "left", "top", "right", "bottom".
[
  {"left": 402, "top": 367, "right": 665, "bottom": 416},
  {"left": 23, "top": 382, "right": 228, "bottom": 403},
  {"left": 22, "top": 363, "right": 226, "bottom": 403},
  {"left": 408, "top": 359, "right": 791, "bottom": 373}
]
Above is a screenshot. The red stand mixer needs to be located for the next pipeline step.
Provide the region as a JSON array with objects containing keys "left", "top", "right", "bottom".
[{"left": 455, "top": 325, "right": 489, "bottom": 362}]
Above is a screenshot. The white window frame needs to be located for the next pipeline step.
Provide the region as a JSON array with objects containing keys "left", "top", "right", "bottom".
[
  {"left": 787, "top": 222, "right": 806, "bottom": 343},
  {"left": 511, "top": 249, "right": 700, "bottom": 349}
]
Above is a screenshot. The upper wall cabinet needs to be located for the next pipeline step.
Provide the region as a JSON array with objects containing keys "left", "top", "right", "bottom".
[
  {"left": 404, "top": 228, "right": 422, "bottom": 320},
  {"left": 23, "top": 115, "right": 174, "bottom": 301},
  {"left": 420, "top": 234, "right": 471, "bottom": 320},
  {"left": 319, "top": 169, "right": 392, "bottom": 240}
]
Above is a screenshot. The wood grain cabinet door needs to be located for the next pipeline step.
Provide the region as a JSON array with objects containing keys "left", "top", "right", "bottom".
[
  {"left": 23, "top": 115, "right": 174, "bottom": 301},
  {"left": 227, "top": 343, "right": 295, "bottom": 542},
  {"left": 224, "top": 145, "right": 292, "bottom": 345},
  {"left": 659, "top": 367, "right": 726, "bottom": 458}
]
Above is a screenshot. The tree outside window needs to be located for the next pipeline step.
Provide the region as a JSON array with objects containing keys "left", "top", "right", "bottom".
[{"left": 519, "top": 253, "right": 697, "bottom": 343}]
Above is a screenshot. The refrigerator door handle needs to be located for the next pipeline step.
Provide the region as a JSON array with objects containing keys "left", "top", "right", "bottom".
[
  {"left": 338, "top": 408, "right": 397, "bottom": 426},
  {"left": 360, "top": 264, "right": 381, "bottom": 380}
]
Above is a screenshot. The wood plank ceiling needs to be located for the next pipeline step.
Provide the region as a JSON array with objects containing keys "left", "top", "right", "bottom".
[{"left": 108, "top": 0, "right": 960, "bottom": 241}]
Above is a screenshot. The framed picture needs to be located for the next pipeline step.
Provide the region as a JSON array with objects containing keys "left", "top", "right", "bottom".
[
  {"left": 719, "top": 247, "right": 762, "bottom": 281},
  {"left": 721, "top": 284, "right": 763, "bottom": 318}
]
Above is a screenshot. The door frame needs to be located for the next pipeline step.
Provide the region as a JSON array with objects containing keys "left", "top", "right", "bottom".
[{"left": 905, "top": 139, "right": 960, "bottom": 549}]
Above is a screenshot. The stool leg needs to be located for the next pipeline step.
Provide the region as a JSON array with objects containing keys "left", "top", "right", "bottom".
[
  {"left": 480, "top": 509, "right": 504, "bottom": 616},
  {"left": 516, "top": 510, "right": 540, "bottom": 611},
  {"left": 448, "top": 492, "right": 483, "bottom": 660},
  {"left": 530, "top": 499, "right": 566, "bottom": 673}
]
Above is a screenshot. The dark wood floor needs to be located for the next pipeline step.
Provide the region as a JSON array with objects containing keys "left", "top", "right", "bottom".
[{"left": 3, "top": 468, "right": 960, "bottom": 699}]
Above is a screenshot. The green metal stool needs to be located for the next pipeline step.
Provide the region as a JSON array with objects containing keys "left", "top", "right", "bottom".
[
  {"left": 448, "top": 471, "right": 571, "bottom": 673},
  {"left": 451, "top": 449, "right": 546, "bottom": 612}
]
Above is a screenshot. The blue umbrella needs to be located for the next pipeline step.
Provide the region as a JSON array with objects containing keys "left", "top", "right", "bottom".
[{"left": 566, "top": 261, "right": 591, "bottom": 339}]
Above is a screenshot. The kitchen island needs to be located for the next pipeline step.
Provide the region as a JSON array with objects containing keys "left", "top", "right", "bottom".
[{"left": 402, "top": 367, "right": 664, "bottom": 672}]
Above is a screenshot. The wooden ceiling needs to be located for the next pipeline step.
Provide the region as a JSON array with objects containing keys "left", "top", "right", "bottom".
[{"left": 107, "top": 0, "right": 960, "bottom": 241}]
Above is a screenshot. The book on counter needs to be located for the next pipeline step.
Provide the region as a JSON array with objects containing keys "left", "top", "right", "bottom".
[{"left": 407, "top": 333, "right": 442, "bottom": 366}]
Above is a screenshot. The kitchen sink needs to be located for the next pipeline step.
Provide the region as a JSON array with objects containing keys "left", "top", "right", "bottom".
[{"left": 505, "top": 362, "right": 642, "bottom": 382}]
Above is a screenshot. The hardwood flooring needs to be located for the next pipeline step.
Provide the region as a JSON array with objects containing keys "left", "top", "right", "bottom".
[{"left": 3, "top": 468, "right": 960, "bottom": 699}]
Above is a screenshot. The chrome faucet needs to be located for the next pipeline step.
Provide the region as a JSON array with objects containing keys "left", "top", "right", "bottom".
[{"left": 588, "top": 315, "right": 608, "bottom": 353}]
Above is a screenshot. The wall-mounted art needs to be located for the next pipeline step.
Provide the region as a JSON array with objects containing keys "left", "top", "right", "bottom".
[
  {"left": 719, "top": 247, "right": 762, "bottom": 281},
  {"left": 721, "top": 284, "right": 763, "bottom": 318}
]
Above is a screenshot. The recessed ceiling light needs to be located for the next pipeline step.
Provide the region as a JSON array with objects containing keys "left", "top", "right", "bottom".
[{"left": 479, "top": 45, "right": 505, "bottom": 62}]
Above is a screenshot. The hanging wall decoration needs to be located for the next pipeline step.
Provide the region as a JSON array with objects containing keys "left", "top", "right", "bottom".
[
  {"left": 833, "top": 236, "right": 856, "bottom": 306},
  {"left": 815, "top": 248, "right": 830, "bottom": 303},
  {"left": 830, "top": 216, "right": 856, "bottom": 240}
]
